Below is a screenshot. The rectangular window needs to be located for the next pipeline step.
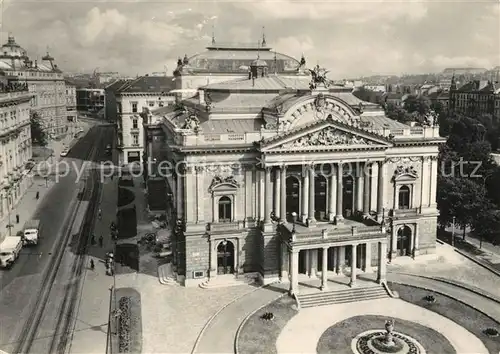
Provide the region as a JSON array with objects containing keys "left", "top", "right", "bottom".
[
  {"left": 159, "top": 101, "right": 164, "bottom": 107},
  {"left": 117, "top": 103, "right": 122, "bottom": 113},
  {"left": 148, "top": 101, "right": 155, "bottom": 107},
  {"left": 131, "top": 102, "right": 138, "bottom": 113},
  {"left": 132, "top": 134, "right": 139, "bottom": 145},
  {"left": 132, "top": 119, "right": 138, "bottom": 129}
]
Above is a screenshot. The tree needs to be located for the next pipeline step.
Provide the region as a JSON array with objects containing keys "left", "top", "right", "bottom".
[
  {"left": 403, "top": 95, "right": 431, "bottom": 116},
  {"left": 384, "top": 103, "right": 412, "bottom": 123},
  {"left": 30, "top": 112, "right": 47, "bottom": 146},
  {"left": 473, "top": 210, "right": 500, "bottom": 246}
]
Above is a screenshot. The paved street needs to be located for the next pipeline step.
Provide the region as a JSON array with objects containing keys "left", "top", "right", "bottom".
[{"left": 0, "top": 126, "right": 113, "bottom": 353}]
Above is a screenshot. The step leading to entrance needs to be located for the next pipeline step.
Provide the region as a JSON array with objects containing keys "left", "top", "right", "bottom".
[{"left": 297, "top": 285, "right": 389, "bottom": 308}]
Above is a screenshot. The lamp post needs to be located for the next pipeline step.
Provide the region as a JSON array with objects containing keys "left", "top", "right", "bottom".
[
  {"left": 451, "top": 216, "right": 455, "bottom": 247},
  {"left": 5, "top": 184, "right": 13, "bottom": 236}
]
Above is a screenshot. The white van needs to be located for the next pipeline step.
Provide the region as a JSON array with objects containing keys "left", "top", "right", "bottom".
[
  {"left": 0, "top": 236, "right": 23, "bottom": 268},
  {"left": 23, "top": 219, "right": 40, "bottom": 246}
]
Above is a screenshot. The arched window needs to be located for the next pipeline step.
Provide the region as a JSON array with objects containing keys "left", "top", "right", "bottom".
[
  {"left": 218, "top": 196, "right": 232, "bottom": 222},
  {"left": 398, "top": 185, "right": 410, "bottom": 209}
]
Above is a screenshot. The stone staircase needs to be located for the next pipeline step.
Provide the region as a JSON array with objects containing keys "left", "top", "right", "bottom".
[
  {"left": 297, "top": 285, "right": 389, "bottom": 308},
  {"left": 199, "top": 273, "right": 259, "bottom": 289},
  {"left": 158, "top": 263, "right": 179, "bottom": 286}
]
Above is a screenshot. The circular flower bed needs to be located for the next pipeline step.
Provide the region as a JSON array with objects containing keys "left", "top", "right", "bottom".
[
  {"left": 260, "top": 312, "right": 275, "bottom": 321},
  {"left": 484, "top": 328, "right": 499, "bottom": 337},
  {"left": 423, "top": 295, "right": 436, "bottom": 303}
]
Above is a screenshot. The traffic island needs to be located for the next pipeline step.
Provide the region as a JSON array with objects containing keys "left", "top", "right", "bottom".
[
  {"left": 111, "top": 287, "right": 142, "bottom": 354},
  {"left": 236, "top": 296, "right": 298, "bottom": 354},
  {"left": 117, "top": 186, "right": 135, "bottom": 208},
  {"left": 390, "top": 283, "right": 500, "bottom": 354},
  {"left": 317, "top": 315, "right": 453, "bottom": 354},
  {"left": 117, "top": 206, "right": 137, "bottom": 239}
]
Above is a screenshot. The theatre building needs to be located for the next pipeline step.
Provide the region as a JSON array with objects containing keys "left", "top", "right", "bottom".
[{"left": 146, "top": 57, "right": 444, "bottom": 292}]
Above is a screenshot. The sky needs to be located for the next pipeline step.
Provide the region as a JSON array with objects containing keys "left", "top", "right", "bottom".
[{"left": 1, "top": 0, "right": 499, "bottom": 78}]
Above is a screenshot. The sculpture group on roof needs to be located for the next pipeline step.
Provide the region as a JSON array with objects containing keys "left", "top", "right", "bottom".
[{"left": 307, "top": 65, "right": 330, "bottom": 89}]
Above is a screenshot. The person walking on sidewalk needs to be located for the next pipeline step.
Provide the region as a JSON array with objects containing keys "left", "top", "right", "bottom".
[
  {"left": 91, "top": 234, "right": 96, "bottom": 245},
  {"left": 90, "top": 259, "right": 95, "bottom": 270},
  {"left": 99, "top": 235, "right": 103, "bottom": 247},
  {"left": 36, "top": 191, "right": 40, "bottom": 200},
  {"left": 98, "top": 208, "right": 102, "bottom": 220}
]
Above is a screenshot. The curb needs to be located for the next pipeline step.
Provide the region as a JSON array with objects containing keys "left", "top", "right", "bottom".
[
  {"left": 234, "top": 293, "right": 286, "bottom": 354},
  {"left": 390, "top": 271, "right": 500, "bottom": 304},
  {"left": 190, "top": 283, "right": 275, "bottom": 354},
  {"left": 389, "top": 280, "right": 500, "bottom": 324},
  {"left": 436, "top": 238, "right": 500, "bottom": 277}
]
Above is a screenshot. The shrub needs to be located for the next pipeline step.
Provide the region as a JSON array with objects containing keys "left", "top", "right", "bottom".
[
  {"left": 424, "top": 295, "right": 436, "bottom": 303},
  {"left": 260, "top": 312, "right": 275, "bottom": 321},
  {"left": 484, "top": 328, "right": 499, "bottom": 337}
]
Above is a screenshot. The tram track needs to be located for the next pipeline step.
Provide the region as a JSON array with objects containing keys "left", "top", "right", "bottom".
[{"left": 13, "top": 126, "right": 111, "bottom": 354}]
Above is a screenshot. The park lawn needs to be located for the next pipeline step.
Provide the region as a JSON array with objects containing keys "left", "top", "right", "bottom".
[
  {"left": 390, "top": 282, "right": 500, "bottom": 354},
  {"left": 237, "top": 296, "right": 298, "bottom": 354}
]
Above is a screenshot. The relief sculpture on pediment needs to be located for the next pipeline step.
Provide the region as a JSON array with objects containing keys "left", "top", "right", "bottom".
[{"left": 280, "top": 127, "right": 374, "bottom": 148}]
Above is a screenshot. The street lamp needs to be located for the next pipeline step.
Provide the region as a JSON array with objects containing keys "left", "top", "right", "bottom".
[
  {"left": 4, "top": 184, "right": 13, "bottom": 236},
  {"left": 451, "top": 216, "right": 456, "bottom": 247}
]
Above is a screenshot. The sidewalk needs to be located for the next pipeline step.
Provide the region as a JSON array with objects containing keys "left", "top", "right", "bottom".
[
  {"left": 68, "top": 175, "right": 117, "bottom": 354},
  {"left": 445, "top": 226, "right": 500, "bottom": 266}
]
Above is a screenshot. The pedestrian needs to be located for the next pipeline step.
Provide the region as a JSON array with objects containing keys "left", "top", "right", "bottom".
[
  {"left": 98, "top": 208, "right": 102, "bottom": 220},
  {"left": 99, "top": 235, "right": 103, "bottom": 247},
  {"left": 91, "top": 234, "right": 96, "bottom": 245},
  {"left": 36, "top": 191, "right": 40, "bottom": 200},
  {"left": 90, "top": 259, "right": 95, "bottom": 270},
  {"left": 16, "top": 214, "right": 19, "bottom": 224}
]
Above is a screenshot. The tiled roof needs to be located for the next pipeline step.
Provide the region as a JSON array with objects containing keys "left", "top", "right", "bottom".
[
  {"left": 118, "top": 76, "right": 175, "bottom": 93},
  {"left": 200, "top": 118, "right": 263, "bottom": 133},
  {"left": 105, "top": 79, "right": 130, "bottom": 92},
  {"left": 210, "top": 93, "right": 278, "bottom": 109},
  {"left": 457, "top": 80, "right": 496, "bottom": 93},
  {"left": 360, "top": 115, "right": 408, "bottom": 130},
  {"left": 202, "top": 75, "right": 311, "bottom": 90}
]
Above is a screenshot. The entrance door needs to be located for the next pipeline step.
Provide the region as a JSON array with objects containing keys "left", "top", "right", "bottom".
[
  {"left": 298, "top": 250, "right": 307, "bottom": 274},
  {"left": 217, "top": 240, "right": 235, "bottom": 274},
  {"left": 342, "top": 175, "right": 354, "bottom": 218},
  {"left": 397, "top": 226, "right": 412, "bottom": 256},
  {"left": 314, "top": 175, "right": 327, "bottom": 221},
  {"left": 286, "top": 176, "right": 300, "bottom": 222}
]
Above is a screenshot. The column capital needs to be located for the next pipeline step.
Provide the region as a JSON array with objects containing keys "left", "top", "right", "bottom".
[
  {"left": 195, "top": 166, "right": 204, "bottom": 173},
  {"left": 280, "top": 164, "right": 288, "bottom": 170}
]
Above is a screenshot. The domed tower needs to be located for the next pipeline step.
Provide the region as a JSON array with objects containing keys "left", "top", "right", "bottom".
[
  {"left": 249, "top": 56, "right": 268, "bottom": 79},
  {"left": 0, "top": 34, "right": 29, "bottom": 70}
]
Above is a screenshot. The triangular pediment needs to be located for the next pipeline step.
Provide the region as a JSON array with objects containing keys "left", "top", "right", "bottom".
[{"left": 260, "top": 119, "right": 392, "bottom": 152}]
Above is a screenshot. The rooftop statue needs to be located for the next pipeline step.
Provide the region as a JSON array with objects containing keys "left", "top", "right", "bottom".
[{"left": 306, "top": 65, "right": 330, "bottom": 89}]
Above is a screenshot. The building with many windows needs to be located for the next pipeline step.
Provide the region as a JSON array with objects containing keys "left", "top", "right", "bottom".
[
  {"left": 64, "top": 79, "right": 77, "bottom": 134},
  {"left": 0, "top": 35, "right": 67, "bottom": 137},
  {"left": 0, "top": 79, "right": 33, "bottom": 240},
  {"left": 115, "top": 76, "right": 175, "bottom": 165},
  {"left": 449, "top": 78, "right": 500, "bottom": 118},
  {"left": 145, "top": 58, "right": 445, "bottom": 291},
  {"left": 76, "top": 88, "right": 105, "bottom": 115}
]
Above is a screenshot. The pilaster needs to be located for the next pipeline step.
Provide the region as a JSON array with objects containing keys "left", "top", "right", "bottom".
[
  {"left": 274, "top": 168, "right": 281, "bottom": 218},
  {"left": 328, "top": 165, "right": 336, "bottom": 222},
  {"left": 195, "top": 166, "right": 204, "bottom": 223},
  {"left": 420, "top": 156, "right": 430, "bottom": 208},
  {"left": 184, "top": 166, "right": 195, "bottom": 223},
  {"left": 301, "top": 169, "right": 309, "bottom": 224},
  {"left": 335, "top": 162, "right": 344, "bottom": 223},
  {"left": 429, "top": 156, "right": 438, "bottom": 206}
]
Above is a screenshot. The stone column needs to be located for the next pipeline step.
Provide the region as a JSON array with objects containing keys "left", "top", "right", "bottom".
[
  {"left": 350, "top": 244, "right": 357, "bottom": 287},
  {"left": 184, "top": 166, "right": 195, "bottom": 223},
  {"left": 356, "top": 166, "right": 363, "bottom": 212},
  {"left": 413, "top": 223, "right": 419, "bottom": 256},
  {"left": 335, "top": 162, "right": 344, "bottom": 223},
  {"left": 328, "top": 165, "right": 337, "bottom": 222},
  {"left": 307, "top": 165, "right": 316, "bottom": 225},
  {"left": 196, "top": 166, "right": 204, "bottom": 223},
  {"left": 302, "top": 168, "right": 309, "bottom": 224},
  {"left": 289, "top": 250, "right": 299, "bottom": 296},
  {"left": 310, "top": 249, "right": 317, "bottom": 277},
  {"left": 274, "top": 168, "right": 281, "bottom": 218},
  {"left": 280, "top": 165, "right": 287, "bottom": 221},
  {"left": 176, "top": 172, "right": 183, "bottom": 219},
  {"left": 321, "top": 247, "right": 328, "bottom": 290},
  {"left": 420, "top": 156, "right": 430, "bottom": 209},
  {"left": 363, "top": 162, "right": 371, "bottom": 217},
  {"left": 364, "top": 243, "right": 372, "bottom": 271},
  {"left": 377, "top": 242, "right": 387, "bottom": 283},
  {"left": 377, "top": 160, "right": 385, "bottom": 221},
  {"left": 264, "top": 167, "right": 272, "bottom": 224},
  {"left": 429, "top": 156, "right": 438, "bottom": 206},
  {"left": 258, "top": 170, "right": 265, "bottom": 220},
  {"left": 209, "top": 239, "right": 217, "bottom": 279}
]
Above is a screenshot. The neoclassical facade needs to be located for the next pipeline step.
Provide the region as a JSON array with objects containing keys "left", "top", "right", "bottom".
[
  {"left": 0, "top": 35, "right": 67, "bottom": 137},
  {"left": 0, "top": 83, "right": 33, "bottom": 240},
  {"left": 147, "top": 61, "right": 444, "bottom": 288}
]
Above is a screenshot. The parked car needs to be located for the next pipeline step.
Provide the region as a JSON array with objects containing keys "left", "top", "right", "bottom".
[{"left": 60, "top": 149, "right": 69, "bottom": 157}]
